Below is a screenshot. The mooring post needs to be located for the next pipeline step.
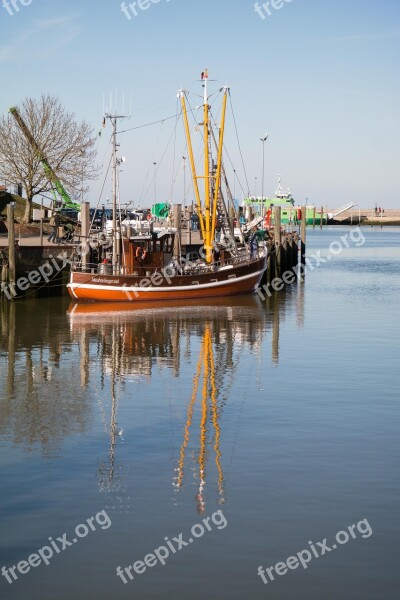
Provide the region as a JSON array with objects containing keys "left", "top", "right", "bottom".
[
  {"left": 320, "top": 206, "right": 324, "bottom": 229},
  {"left": 312, "top": 206, "right": 316, "bottom": 229},
  {"left": 281, "top": 234, "right": 287, "bottom": 275},
  {"left": 300, "top": 205, "right": 307, "bottom": 276},
  {"left": 293, "top": 232, "right": 299, "bottom": 268},
  {"left": 274, "top": 206, "right": 281, "bottom": 277},
  {"left": 287, "top": 233, "right": 293, "bottom": 271},
  {"left": 173, "top": 204, "right": 182, "bottom": 259},
  {"left": 7, "top": 203, "right": 16, "bottom": 288}
]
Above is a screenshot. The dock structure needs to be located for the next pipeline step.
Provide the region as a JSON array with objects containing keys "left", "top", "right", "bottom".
[
  {"left": 0, "top": 212, "right": 75, "bottom": 301},
  {"left": 261, "top": 206, "right": 301, "bottom": 288},
  {"left": 1, "top": 203, "right": 306, "bottom": 301}
]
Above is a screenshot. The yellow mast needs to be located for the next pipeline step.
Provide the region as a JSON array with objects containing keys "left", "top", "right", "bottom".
[
  {"left": 178, "top": 72, "right": 229, "bottom": 264},
  {"left": 178, "top": 90, "right": 206, "bottom": 237},
  {"left": 211, "top": 88, "right": 228, "bottom": 248},
  {"left": 203, "top": 72, "right": 212, "bottom": 262}
]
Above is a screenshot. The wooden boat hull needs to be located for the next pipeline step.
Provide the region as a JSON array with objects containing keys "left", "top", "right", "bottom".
[{"left": 67, "top": 256, "right": 266, "bottom": 302}]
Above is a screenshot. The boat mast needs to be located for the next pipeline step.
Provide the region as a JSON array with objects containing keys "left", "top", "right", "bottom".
[
  {"left": 179, "top": 71, "right": 229, "bottom": 264},
  {"left": 112, "top": 117, "right": 118, "bottom": 273},
  {"left": 211, "top": 87, "right": 228, "bottom": 249},
  {"left": 203, "top": 71, "right": 212, "bottom": 262},
  {"left": 104, "top": 112, "right": 127, "bottom": 274},
  {"left": 178, "top": 91, "right": 206, "bottom": 235}
]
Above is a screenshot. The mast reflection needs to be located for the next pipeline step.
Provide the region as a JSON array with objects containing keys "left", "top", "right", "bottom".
[
  {"left": 68, "top": 296, "right": 269, "bottom": 511},
  {"left": 174, "top": 322, "right": 225, "bottom": 513},
  {"left": 0, "top": 288, "right": 305, "bottom": 509}
]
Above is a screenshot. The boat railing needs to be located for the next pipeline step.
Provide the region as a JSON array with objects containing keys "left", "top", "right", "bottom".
[{"left": 70, "top": 248, "right": 266, "bottom": 277}]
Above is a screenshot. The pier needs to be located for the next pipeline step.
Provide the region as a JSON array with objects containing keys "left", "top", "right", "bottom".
[
  {"left": 0, "top": 202, "right": 75, "bottom": 300},
  {"left": 0, "top": 202, "right": 308, "bottom": 301}
]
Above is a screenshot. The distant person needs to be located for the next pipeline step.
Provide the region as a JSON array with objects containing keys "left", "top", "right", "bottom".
[
  {"left": 215, "top": 222, "right": 222, "bottom": 243},
  {"left": 191, "top": 212, "right": 199, "bottom": 231},
  {"left": 48, "top": 212, "right": 60, "bottom": 243},
  {"left": 249, "top": 234, "right": 258, "bottom": 258}
]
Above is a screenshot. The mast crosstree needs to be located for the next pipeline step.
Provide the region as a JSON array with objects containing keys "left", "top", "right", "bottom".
[{"left": 178, "top": 71, "right": 230, "bottom": 264}]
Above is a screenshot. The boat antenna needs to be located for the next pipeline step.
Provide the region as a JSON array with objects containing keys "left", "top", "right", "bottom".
[{"left": 103, "top": 112, "right": 129, "bottom": 274}]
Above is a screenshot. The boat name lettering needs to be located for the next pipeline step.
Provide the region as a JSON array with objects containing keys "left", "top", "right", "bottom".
[{"left": 91, "top": 278, "right": 120, "bottom": 284}]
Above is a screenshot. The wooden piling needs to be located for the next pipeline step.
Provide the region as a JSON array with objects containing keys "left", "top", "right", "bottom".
[
  {"left": 300, "top": 205, "right": 307, "bottom": 275},
  {"left": 287, "top": 233, "right": 293, "bottom": 270},
  {"left": 293, "top": 233, "right": 299, "bottom": 268},
  {"left": 173, "top": 204, "right": 182, "bottom": 258},
  {"left": 266, "top": 241, "right": 274, "bottom": 285},
  {"left": 281, "top": 234, "right": 287, "bottom": 275},
  {"left": 7, "top": 204, "right": 16, "bottom": 287},
  {"left": 274, "top": 206, "right": 281, "bottom": 277},
  {"left": 312, "top": 206, "right": 316, "bottom": 229},
  {"left": 320, "top": 206, "right": 324, "bottom": 229}
]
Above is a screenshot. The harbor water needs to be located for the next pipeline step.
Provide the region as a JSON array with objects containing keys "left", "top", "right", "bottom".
[{"left": 0, "top": 227, "right": 399, "bottom": 599}]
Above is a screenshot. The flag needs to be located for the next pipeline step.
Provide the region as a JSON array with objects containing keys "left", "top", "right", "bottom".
[{"left": 201, "top": 70, "right": 208, "bottom": 80}]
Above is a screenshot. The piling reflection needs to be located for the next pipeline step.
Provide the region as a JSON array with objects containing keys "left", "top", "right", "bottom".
[{"left": 0, "top": 300, "right": 91, "bottom": 455}]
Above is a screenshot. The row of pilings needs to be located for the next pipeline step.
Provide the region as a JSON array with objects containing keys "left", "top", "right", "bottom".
[{"left": 262, "top": 205, "right": 307, "bottom": 286}]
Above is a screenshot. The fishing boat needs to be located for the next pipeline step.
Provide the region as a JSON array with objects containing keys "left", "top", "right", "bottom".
[{"left": 67, "top": 72, "right": 267, "bottom": 302}]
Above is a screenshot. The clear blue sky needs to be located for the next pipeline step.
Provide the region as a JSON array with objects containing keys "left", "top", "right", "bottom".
[{"left": 1, "top": 0, "right": 399, "bottom": 208}]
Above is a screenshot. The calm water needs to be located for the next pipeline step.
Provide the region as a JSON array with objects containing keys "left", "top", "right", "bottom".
[{"left": 0, "top": 227, "right": 399, "bottom": 599}]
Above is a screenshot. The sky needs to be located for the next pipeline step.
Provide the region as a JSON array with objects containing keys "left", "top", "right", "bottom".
[{"left": 0, "top": 0, "right": 399, "bottom": 209}]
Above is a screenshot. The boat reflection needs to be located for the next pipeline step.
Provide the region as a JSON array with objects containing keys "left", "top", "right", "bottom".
[
  {"left": 0, "top": 289, "right": 305, "bottom": 511},
  {"left": 67, "top": 295, "right": 278, "bottom": 511}
]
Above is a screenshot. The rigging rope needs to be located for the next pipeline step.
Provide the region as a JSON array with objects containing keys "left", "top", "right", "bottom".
[
  {"left": 169, "top": 97, "right": 180, "bottom": 202},
  {"left": 228, "top": 90, "right": 251, "bottom": 196},
  {"left": 118, "top": 107, "right": 196, "bottom": 135}
]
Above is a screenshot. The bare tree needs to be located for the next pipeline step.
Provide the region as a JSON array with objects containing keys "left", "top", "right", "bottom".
[{"left": 0, "top": 95, "right": 98, "bottom": 223}]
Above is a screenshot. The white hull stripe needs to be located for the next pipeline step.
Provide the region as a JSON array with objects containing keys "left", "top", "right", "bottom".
[{"left": 67, "top": 268, "right": 265, "bottom": 294}]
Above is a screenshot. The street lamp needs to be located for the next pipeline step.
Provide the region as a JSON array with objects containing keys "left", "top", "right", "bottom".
[
  {"left": 81, "top": 149, "right": 85, "bottom": 204},
  {"left": 260, "top": 134, "right": 268, "bottom": 216}
]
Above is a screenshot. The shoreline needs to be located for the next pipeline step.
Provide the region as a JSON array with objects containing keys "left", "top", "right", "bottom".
[{"left": 328, "top": 208, "right": 400, "bottom": 226}]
